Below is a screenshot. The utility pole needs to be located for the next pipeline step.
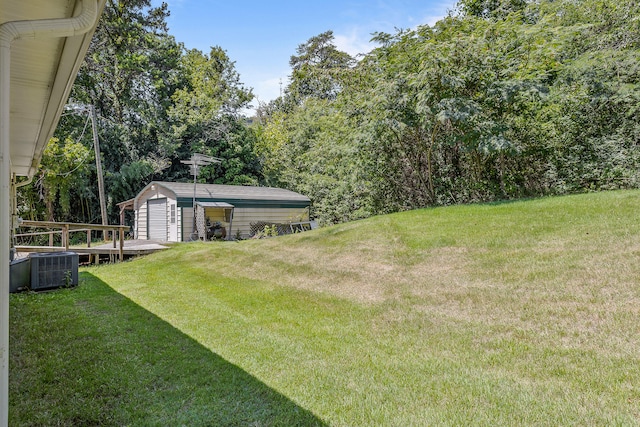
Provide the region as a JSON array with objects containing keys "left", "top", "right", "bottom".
[{"left": 89, "top": 105, "right": 108, "bottom": 235}]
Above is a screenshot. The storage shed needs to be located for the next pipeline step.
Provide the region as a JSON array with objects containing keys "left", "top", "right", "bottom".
[{"left": 132, "top": 181, "right": 311, "bottom": 242}]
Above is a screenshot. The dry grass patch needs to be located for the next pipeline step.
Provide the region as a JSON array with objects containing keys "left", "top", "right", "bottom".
[{"left": 195, "top": 236, "right": 475, "bottom": 304}]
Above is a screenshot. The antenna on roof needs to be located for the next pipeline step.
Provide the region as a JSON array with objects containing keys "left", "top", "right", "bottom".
[{"left": 180, "top": 153, "right": 221, "bottom": 239}]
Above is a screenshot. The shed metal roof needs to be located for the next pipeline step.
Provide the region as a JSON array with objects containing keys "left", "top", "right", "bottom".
[{"left": 152, "top": 181, "right": 311, "bottom": 203}]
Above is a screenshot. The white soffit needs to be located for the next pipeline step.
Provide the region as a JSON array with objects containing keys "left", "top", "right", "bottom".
[{"left": 2, "top": 0, "right": 106, "bottom": 177}]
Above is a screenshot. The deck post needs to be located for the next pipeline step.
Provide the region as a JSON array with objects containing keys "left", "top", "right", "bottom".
[
  {"left": 119, "top": 226, "right": 124, "bottom": 261},
  {"left": 63, "top": 224, "right": 69, "bottom": 250}
]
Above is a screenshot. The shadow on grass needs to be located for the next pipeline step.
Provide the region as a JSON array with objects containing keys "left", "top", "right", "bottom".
[{"left": 10, "top": 272, "right": 327, "bottom": 426}]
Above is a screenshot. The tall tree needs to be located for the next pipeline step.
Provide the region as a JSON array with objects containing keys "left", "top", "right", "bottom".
[
  {"left": 258, "top": 99, "right": 371, "bottom": 225},
  {"left": 166, "top": 47, "right": 259, "bottom": 184},
  {"left": 64, "top": 0, "right": 180, "bottom": 219},
  {"left": 45, "top": 0, "right": 182, "bottom": 223},
  {"left": 256, "top": 32, "right": 367, "bottom": 224},
  {"left": 286, "top": 31, "right": 355, "bottom": 105}
]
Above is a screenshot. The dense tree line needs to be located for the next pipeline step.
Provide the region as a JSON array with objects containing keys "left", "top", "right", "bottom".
[
  {"left": 259, "top": 0, "right": 640, "bottom": 224},
  {"left": 18, "top": 0, "right": 640, "bottom": 228}
]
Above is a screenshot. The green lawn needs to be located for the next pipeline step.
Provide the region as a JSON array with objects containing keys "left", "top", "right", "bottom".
[{"left": 10, "top": 190, "right": 640, "bottom": 425}]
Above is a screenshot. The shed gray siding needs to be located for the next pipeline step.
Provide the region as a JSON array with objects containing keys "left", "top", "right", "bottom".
[{"left": 232, "top": 207, "right": 309, "bottom": 238}]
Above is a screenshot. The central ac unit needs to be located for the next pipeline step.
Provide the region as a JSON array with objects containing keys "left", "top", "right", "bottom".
[{"left": 29, "top": 252, "right": 79, "bottom": 291}]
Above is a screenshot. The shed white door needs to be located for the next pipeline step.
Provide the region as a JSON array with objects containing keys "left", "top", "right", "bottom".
[{"left": 147, "top": 199, "right": 167, "bottom": 241}]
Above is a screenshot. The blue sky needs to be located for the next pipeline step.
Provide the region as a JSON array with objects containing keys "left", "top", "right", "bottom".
[{"left": 151, "top": 0, "right": 458, "bottom": 109}]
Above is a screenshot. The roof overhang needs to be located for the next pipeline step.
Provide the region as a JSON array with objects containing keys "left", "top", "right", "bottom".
[
  {"left": 2, "top": 0, "right": 106, "bottom": 177},
  {"left": 196, "top": 202, "right": 235, "bottom": 209}
]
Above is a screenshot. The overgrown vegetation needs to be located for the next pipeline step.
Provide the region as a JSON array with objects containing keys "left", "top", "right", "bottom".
[
  {"left": 16, "top": 0, "right": 640, "bottom": 229},
  {"left": 259, "top": 0, "right": 640, "bottom": 224},
  {"left": 11, "top": 190, "right": 640, "bottom": 425}
]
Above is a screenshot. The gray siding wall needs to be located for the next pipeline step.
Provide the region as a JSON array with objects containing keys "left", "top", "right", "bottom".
[
  {"left": 181, "top": 207, "right": 195, "bottom": 241},
  {"left": 180, "top": 206, "right": 309, "bottom": 240},
  {"left": 232, "top": 207, "right": 309, "bottom": 238}
]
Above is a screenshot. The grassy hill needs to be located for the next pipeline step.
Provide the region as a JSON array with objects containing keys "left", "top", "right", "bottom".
[{"left": 10, "top": 190, "right": 640, "bottom": 425}]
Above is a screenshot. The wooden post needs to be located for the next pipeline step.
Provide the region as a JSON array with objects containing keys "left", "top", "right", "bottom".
[
  {"left": 119, "top": 226, "right": 124, "bottom": 261},
  {"left": 86, "top": 229, "right": 91, "bottom": 248},
  {"left": 63, "top": 224, "right": 69, "bottom": 250},
  {"left": 49, "top": 231, "right": 53, "bottom": 247}
]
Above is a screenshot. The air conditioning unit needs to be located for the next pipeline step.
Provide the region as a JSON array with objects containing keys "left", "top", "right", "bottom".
[
  {"left": 29, "top": 252, "right": 79, "bottom": 291},
  {"left": 10, "top": 257, "right": 31, "bottom": 293}
]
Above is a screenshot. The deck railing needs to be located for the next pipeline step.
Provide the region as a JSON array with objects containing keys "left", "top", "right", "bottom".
[{"left": 15, "top": 220, "right": 128, "bottom": 261}]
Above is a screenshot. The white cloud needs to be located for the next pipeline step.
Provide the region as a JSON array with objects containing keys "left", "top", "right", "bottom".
[
  {"left": 334, "top": 27, "right": 377, "bottom": 57},
  {"left": 420, "top": 13, "right": 448, "bottom": 27},
  {"left": 333, "top": 1, "right": 455, "bottom": 57},
  {"left": 418, "top": 1, "right": 457, "bottom": 26},
  {"left": 253, "top": 77, "right": 284, "bottom": 105}
]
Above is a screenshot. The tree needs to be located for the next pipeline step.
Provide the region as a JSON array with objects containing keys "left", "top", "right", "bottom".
[
  {"left": 458, "top": 0, "right": 528, "bottom": 20},
  {"left": 258, "top": 99, "right": 372, "bottom": 225},
  {"left": 257, "top": 32, "right": 369, "bottom": 224},
  {"left": 350, "top": 18, "right": 538, "bottom": 210},
  {"left": 166, "top": 47, "right": 259, "bottom": 184},
  {"left": 37, "top": 138, "right": 93, "bottom": 222},
  {"left": 253, "top": 0, "right": 640, "bottom": 223},
  {"left": 61, "top": 0, "right": 181, "bottom": 222},
  {"left": 286, "top": 31, "right": 355, "bottom": 105}
]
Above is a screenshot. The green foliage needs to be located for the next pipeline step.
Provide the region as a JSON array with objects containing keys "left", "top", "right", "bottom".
[
  {"left": 37, "top": 137, "right": 92, "bottom": 221},
  {"left": 157, "top": 47, "right": 260, "bottom": 185},
  {"left": 458, "top": 0, "right": 528, "bottom": 20},
  {"left": 28, "top": 1, "right": 260, "bottom": 224},
  {"left": 24, "top": 0, "right": 640, "bottom": 228},
  {"left": 256, "top": 0, "right": 640, "bottom": 222},
  {"left": 108, "top": 160, "right": 155, "bottom": 206},
  {"left": 263, "top": 224, "right": 279, "bottom": 237},
  {"left": 43, "top": 0, "right": 182, "bottom": 223},
  {"left": 258, "top": 99, "right": 372, "bottom": 225},
  {"left": 170, "top": 47, "right": 252, "bottom": 125},
  {"left": 287, "top": 31, "right": 355, "bottom": 105}
]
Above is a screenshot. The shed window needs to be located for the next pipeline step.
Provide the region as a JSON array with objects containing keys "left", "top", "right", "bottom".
[{"left": 170, "top": 204, "right": 176, "bottom": 224}]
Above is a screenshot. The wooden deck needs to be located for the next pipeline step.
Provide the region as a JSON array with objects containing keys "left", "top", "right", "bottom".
[
  {"left": 14, "top": 220, "right": 169, "bottom": 263},
  {"left": 15, "top": 240, "right": 169, "bottom": 264}
]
